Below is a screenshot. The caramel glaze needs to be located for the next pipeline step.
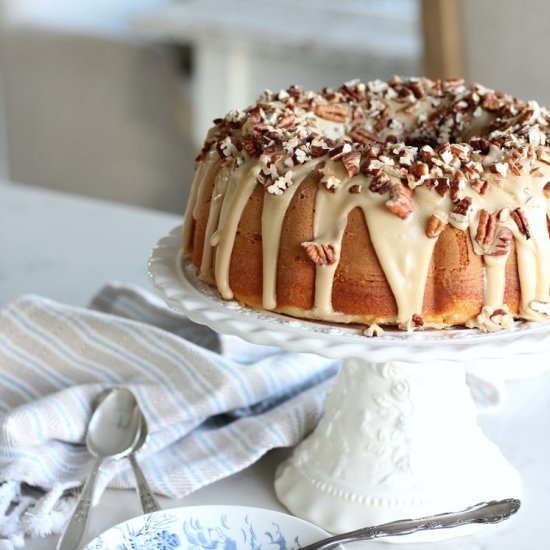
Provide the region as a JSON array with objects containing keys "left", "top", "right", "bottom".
[{"left": 182, "top": 78, "right": 550, "bottom": 332}]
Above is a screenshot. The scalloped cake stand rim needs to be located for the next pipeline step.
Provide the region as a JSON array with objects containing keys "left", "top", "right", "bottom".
[{"left": 148, "top": 225, "right": 550, "bottom": 363}]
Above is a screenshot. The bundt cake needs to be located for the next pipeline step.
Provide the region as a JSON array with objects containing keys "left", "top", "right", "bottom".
[{"left": 182, "top": 77, "right": 550, "bottom": 332}]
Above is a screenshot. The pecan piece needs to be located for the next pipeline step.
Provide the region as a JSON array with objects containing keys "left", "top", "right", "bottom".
[
  {"left": 510, "top": 208, "right": 531, "bottom": 239},
  {"left": 243, "top": 138, "right": 262, "bottom": 158},
  {"left": 328, "top": 143, "right": 352, "bottom": 160},
  {"left": 301, "top": 242, "right": 337, "bottom": 265},
  {"left": 470, "top": 137, "right": 491, "bottom": 155},
  {"left": 538, "top": 148, "right": 550, "bottom": 165},
  {"left": 341, "top": 150, "right": 362, "bottom": 177},
  {"left": 490, "top": 308, "right": 508, "bottom": 319},
  {"left": 411, "top": 162, "right": 429, "bottom": 181},
  {"left": 451, "top": 171, "right": 466, "bottom": 202},
  {"left": 275, "top": 113, "right": 296, "bottom": 129},
  {"left": 471, "top": 178, "right": 490, "bottom": 195},
  {"left": 314, "top": 103, "right": 351, "bottom": 122},
  {"left": 453, "top": 196, "right": 472, "bottom": 216},
  {"left": 475, "top": 210, "right": 497, "bottom": 247},
  {"left": 426, "top": 214, "right": 447, "bottom": 238},
  {"left": 349, "top": 127, "right": 380, "bottom": 145},
  {"left": 449, "top": 196, "right": 473, "bottom": 229},
  {"left": 426, "top": 177, "right": 450, "bottom": 197},
  {"left": 374, "top": 109, "right": 390, "bottom": 132},
  {"left": 320, "top": 166, "right": 341, "bottom": 192},
  {"left": 544, "top": 182, "right": 550, "bottom": 198},
  {"left": 411, "top": 314, "right": 424, "bottom": 328},
  {"left": 489, "top": 226, "right": 514, "bottom": 256},
  {"left": 310, "top": 136, "right": 335, "bottom": 158},
  {"left": 482, "top": 93, "right": 500, "bottom": 111},
  {"left": 385, "top": 183, "right": 413, "bottom": 219},
  {"left": 348, "top": 184, "right": 362, "bottom": 194},
  {"left": 507, "top": 158, "right": 522, "bottom": 176},
  {"left": 369, "top": 172, "right": 391, "bottom": 194}
]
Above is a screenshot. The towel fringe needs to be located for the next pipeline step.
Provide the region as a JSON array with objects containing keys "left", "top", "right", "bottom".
[{"left": 0, "top": 482, "right": 77, "bottom": 548}]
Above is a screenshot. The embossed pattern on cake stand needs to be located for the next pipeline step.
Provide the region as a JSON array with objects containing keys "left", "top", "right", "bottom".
[{"left": 149, "top": 226, "right": 550, "bottom": 543}]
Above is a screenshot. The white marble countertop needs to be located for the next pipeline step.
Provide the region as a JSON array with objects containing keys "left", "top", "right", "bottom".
[{"left": 1, "top": 180, "right": 549, "bottom": 549}]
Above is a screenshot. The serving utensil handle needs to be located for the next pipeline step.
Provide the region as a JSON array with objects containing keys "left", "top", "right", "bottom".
[
  {"left": 299, "top": 499, "right": 521, "bottom": 550},
  {"left": 129, "top": 453, "right": 161, "bottom": 514},
  {"left": 56, "top": 457, "right": 102, "bottom": 550}
]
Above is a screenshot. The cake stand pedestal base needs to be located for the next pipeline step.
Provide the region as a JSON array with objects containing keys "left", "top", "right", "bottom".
[
  {"left": 149, "top": 236, "right": 550, "bottom": 544},
  {"left": 274, "top": 357, "right": 521, "bottom": 542}
]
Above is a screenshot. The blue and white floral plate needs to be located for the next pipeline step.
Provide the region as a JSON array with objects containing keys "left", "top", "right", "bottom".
[{"left": 82, "top": 505, "right": 332, "bottom": 550}]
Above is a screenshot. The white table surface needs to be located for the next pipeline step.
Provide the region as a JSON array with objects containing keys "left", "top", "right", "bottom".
[{"left": 1, "top": 180, "right": 549, "bottom": 549}]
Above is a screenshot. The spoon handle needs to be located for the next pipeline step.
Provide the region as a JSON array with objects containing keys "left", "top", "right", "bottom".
[
  {"left": 129, "top": 453, "right": 161, "bottom": 514},
  {"left": 299, "top": 498, "right": 521, "bottom": 550},
  {"left": 56, "top": 457, "right": 103, "bottom": 550}
]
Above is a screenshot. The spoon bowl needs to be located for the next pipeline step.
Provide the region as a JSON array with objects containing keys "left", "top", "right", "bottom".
[
  {"left": 86, "top": 388, "right": 141, "bottom": 459},
  {"left": 56, "top": 387, "right": 142, "bottom": 550}
]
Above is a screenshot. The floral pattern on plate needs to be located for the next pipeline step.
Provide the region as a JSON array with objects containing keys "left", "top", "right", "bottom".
[{"left": 83, "top": 505, "right": 330, "bottom": 550}]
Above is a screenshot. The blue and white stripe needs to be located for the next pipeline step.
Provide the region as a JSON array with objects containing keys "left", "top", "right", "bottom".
[{"left": 0, "top": 283, "right": 338, "bottom": 502}]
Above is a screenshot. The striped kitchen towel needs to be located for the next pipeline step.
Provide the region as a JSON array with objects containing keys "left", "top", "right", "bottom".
[{"left": 0, "top": 283, "right": 339, "bottom": 548}]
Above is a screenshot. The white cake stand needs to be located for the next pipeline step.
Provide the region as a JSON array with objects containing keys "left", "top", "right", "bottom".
[{"left": 149, "top": 226, "right": 550, "bottom": 542}]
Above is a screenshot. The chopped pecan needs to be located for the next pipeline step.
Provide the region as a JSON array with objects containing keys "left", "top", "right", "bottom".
[
  {"left": 314, "top": 103, "right": 351, "bottom": 122},
  {"left": 471, "top": 178, "right": 490, "bottom": 195},
  {"left": 426, "top": 214, "right": 447, "bottom": 238},
  {"left": 320, "top": 166, "right": 341, "bottom": 192},
  {"left": 544, "top": 182, "right": 550, "bottom": 198},
  {"left": 482, "top": 93, "right": 500, "bottom": 111},
  {"left": 507, "top": 158, "right": 522, "bottom": 176},
  {"left": 411, "top": 314, "right": 424, "bottom": 328},
  {"left": 301, "top": 242, "right": 337, "bottom": 265},
  {"left": 489, "top": 227, "right": 514, "bottom": 256},
  {"left": 195, "top": 140, "right": 213, "bottom": 162},
  {"left": 349, "top": 127, "right": 380, "bottom": 145},
  {"left": 243, "top": 138, "right": 262, "bottom": 158},
  {"left": 510, "top": 208, "right": 531, "bottom": 239},
  {"left": 369, "top": 173, "right": 391, "bottom": 194},
  {"left": 452, "top": 196, "right": 473, "bottom": 216},
  {"left": 490, "top": 308, "right": 508, "bottom": 319},
  {"left": 348, "top": 184, "right": 362, "bottom": 194},
  {"left": 328, "top": 143, "right": 353, "bottom": 160},
  {"left": 519, "top": 108, "right": 535, "bottom": 124},
  {"left": 451, "top": 171, "right": 466, "bottom": 202},
  {"left": 374, "top": 109, "right": 390, "bottom": 132},
  {"left": 341, "top": 151, "right": 362, "bottom": 177},
  {"left": 409, "top": 80, "right": 425, "bottom": 99},
  {"left": 411, "top": 162, "right": 429, "bottom": 180},
  {"left": 275, "top": 113, "right": 296, "bottom": 129},
  {"left": 475, "top": 210, "right": 497, "bottom": 247},
  {"left": 361, "top": 158, "right": 384, "bottom": 176},
  {"left": 385, "top": 183, "right": 413, "bottom": 219},
  {"left": 538, "top": 148, "right": 550, "bottom": 165},
  {"left": 310, "top": 136, "right": 335, "bottom": 158},
  {"left": 530, "top": 167, "right": 544, "bottom": 177},
  {"left": 426, "top": 177, "right": 450, "bottom": 197},
  {"left": 449, "top": 196, "right": 473, "bottom": 229},
  {"left": 470, "top": 137, "right": 491, "bottom": 155},
  {"left": 450, "top": 144, "right": 471, "bottom": 163}
]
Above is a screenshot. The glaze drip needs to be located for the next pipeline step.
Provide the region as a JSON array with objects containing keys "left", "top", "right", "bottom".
[{"left": 183, "top": 77, "right": 550, "bottom": 331}]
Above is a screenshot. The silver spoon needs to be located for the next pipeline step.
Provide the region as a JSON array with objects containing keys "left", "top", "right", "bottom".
[
  {"left": 128, "top": 405, "right": 161, "bottom": 514},
  {"left": 299, "top": 498, "right": 520, "bottom": 550},
  {"left": 56, "top": 388, "right": 141, "bottom": 550}
]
